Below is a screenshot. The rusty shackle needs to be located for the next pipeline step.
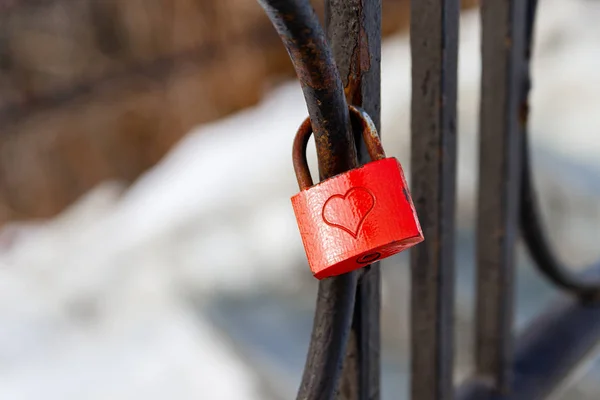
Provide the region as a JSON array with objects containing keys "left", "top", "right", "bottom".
[{"left": 293, "top": 105, "right": 386, "bottom": 190}]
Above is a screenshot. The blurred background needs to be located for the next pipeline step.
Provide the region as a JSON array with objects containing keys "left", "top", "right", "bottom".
[{"left": 0, "top": 0, "right": 599, "bottom": 398}]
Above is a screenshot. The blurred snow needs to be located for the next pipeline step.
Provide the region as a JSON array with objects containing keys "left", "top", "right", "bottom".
[{"left": 0, "top": 0, "right": 600, "bottom": 398}]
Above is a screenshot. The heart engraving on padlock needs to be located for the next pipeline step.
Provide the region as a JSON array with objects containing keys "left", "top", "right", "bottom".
[{"left": 322, "top": 187, "right": 375, "bottom": 239}]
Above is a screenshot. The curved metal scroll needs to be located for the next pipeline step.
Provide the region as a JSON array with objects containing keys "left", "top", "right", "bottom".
[
  {"left": 256, "top": 1, "right": 360, "bottom": 399},
  {"left": 520, "top": 0, "right": 600, "bottom": 299}
]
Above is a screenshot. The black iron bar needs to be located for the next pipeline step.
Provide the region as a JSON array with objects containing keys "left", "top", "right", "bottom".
[
  {"left": 258, "top": 0, "right": 358, "bottom": 177},
  {"left": 323, "top": 1, "right": 382, "bottom": 399},
  {"left": 257, "top": 1, "right": 360, "bottom": 399},
  {"left": 460, "top": 0, "right": 600, "bottom": 398},
  {"left": 409, "top": 0, "right": 460, "bottom": 399},
  {"left": 474, "top": 0, "right": 527, "bottom": 393}
]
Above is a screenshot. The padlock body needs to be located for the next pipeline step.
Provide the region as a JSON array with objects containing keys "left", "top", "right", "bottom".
[{"left": 291, "top": 157, "right": 423, "bottom": 279}]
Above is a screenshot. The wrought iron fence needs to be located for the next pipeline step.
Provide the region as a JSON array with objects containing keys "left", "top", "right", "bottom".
[{"left": 258, "top": 0, "right": 600, "bottom": 399}]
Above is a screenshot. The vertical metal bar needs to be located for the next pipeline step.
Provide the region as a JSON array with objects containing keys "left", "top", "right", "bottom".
[
  {"left": 256, "top": 2, "right": 361, "bottom": 400},
  {"left": 297, "top": 274, "right": 359, "bottom": 400},
  {"left": 409, "top": 0, "right": 459, "bottom": 399},
  {"left": 325, "top": 1, "right": 382, "bottom": 399},
  {"left": 458, "top": 1, "right": 600, "bottom": 397},
  {"left": 474, "top": 0, "right": 526, "bottom": 393}
]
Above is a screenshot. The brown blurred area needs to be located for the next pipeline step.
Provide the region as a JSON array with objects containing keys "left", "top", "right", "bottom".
[{"left": 0, "top": 0, "right": 476, "bottom": 224}]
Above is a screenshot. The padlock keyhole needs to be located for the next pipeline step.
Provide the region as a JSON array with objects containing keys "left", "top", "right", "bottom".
[{"left": 357, "top": 252, "right": 381, "bottom": 264}]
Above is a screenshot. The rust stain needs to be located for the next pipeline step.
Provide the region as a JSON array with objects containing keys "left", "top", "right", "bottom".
[
  {"left": 283, "top": 23, "right": 338, "bottom": 92},
  {"left": 344, "top": 2, "right": 372, "bottom": 105}
]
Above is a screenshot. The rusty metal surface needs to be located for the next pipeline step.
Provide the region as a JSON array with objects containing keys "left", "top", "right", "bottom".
[
  {"left": 293, "top": 105, "right": 385, "bottom": 191},
  {"left": 257, "top": 1, "right": 361, "bottom": 399},
  {"left": 324, "top": 1, "right": 382, "bottom": 399},
  {"left": 474, "top": 0, "right": 527, "bottom": 392},
  {"left": 409, "top": 0, "right": 459, "bottom": 399},
  {"left": 258, "top": 0, "right": 358, "bottom": 179},
  {"left": 259, "top": 0, "right": 383, "bottom": 398},
  {"left": 292, "top": 117, "right": 316, "bottom": 191}
]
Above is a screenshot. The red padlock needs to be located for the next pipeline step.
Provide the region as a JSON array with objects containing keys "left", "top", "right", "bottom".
[{"left": 291, "top": 106, "right": 424, "bottom": 279}]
